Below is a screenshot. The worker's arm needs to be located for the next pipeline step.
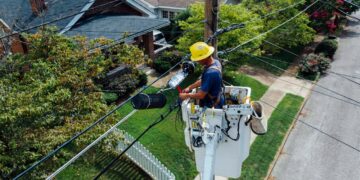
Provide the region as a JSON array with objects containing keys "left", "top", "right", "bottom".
[
  {"left": 184, "top": 80, "right": 201, "bottom": 93},
  {"left": 179, "top": 90, "right": 207, "bottom": 100}
]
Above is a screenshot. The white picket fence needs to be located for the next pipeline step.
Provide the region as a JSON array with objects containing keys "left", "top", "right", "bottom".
[{"left": 117, "top": 130, "right": 175, "bottom": 180}]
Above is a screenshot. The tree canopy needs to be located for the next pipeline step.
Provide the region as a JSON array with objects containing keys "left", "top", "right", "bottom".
[
  {"left": 176, "top": 3, "right": 264, "bottom": 58},
  {"left": 0, "top": 27, "right": 145, "bottom": 178}
]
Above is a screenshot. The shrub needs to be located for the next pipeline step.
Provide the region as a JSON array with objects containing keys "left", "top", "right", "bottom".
[
  {"left": 103, "top": 92, "right": 119, "bottom": 104},
  {"left": 107, "top": 72, "right": 139, "bottom": 97},
  {"left": 299, "top": 53, "right": 331, "bottom": 75},
  {"left": 315, "top": 38, "right": 338, "bottom": 58},
  {"left": 153, "top": 50, "right": 183, "bottom": 73},
  {"left": 137, "top": 71, "right": 148, "bottom": 87}
]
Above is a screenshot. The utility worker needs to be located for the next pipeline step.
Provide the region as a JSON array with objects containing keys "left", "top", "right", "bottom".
[{"left": 179, "top": 42, "right": 225, "bottom": 108}]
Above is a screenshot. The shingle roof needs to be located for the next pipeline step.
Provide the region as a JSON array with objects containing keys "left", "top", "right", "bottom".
[
  {"left": 65, "top": 15, "right": 169, "bottom": 41},
  {"left": 143, "top": 0, "right": 203, "bottom": 8},
  {"left": 143, "top": 0, "right": 227, "bottom": 8},
  {"left": 0, "top": 0, "right": 89, "bottom": 32}
]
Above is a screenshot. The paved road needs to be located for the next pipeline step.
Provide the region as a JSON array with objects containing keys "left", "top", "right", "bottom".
[{"left": 270, "top": 14, "right": 360, "bottom": 180}]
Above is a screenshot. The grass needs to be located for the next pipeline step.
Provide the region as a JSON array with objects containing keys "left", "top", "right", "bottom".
[
  {"left": 223, "top": 71, "right": 269, "bottom": 101},
  {"left": 246, "top": 46, "right": 304, "bottom": 76},
  {"left": 236, "top": 93, "right": 304, "bottom": 180},
  {"left": 116, "top": 72, "right": 269, "bottom": 179},
  {"left": 53, "top": 71, "right": 270, "bottom": 179}
]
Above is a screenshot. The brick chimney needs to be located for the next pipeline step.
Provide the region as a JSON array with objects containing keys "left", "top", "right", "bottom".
[{"left": 29, "top": 0, "right": 47, "bottom": 15}]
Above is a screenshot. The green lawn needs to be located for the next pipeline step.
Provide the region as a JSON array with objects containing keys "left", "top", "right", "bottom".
[
  {"left": 223, "top": 71, "right": 269, "bottom": 101},
  {"left": 237, "top": 94, "right": 304, "bottom": 180},
  {"left": 245, "top": 46, "right": 304, "bottom": 75},
  {"left": 116, "top": 72, "right": 269, "bottom": 179}
]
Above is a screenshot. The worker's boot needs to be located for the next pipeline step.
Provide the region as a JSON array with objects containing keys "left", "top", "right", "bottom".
[{"left": 249, "top": 101, "right": 267, "bottom": 135}]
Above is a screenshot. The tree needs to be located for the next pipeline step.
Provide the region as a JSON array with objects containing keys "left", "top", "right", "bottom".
[
  {"left": 176, "top": 3, "right": 264, "bottom": 60},
  {"left": 243, "top": 0, "right": 316, "bottom": 54},
  {"left": 0, "top": 27, "right": 145, "bottom": 178}
]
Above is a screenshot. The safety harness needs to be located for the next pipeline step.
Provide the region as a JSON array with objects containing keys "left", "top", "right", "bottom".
[{"left": 201, "top": 61, "right": 224, "bottom": 108}]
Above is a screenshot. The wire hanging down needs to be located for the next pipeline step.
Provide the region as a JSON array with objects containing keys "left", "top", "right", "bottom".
[{"left": 15, "top": 18, "right": 248, "bottom": 179}]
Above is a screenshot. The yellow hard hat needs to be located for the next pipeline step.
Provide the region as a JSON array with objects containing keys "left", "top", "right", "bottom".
[{"left": 190, "top": 42, "right": 214, "bottom": 61}]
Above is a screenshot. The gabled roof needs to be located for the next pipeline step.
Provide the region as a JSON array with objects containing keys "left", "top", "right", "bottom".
[
  {"left": 0, "top": 0, "right": 89, "bottom": 32},
  {"left": 0, "top": 0, "right": 159, "bottom": 34},
  {"left": 142, "top": 0, "right": 229, "bottom": 9},
  {"left": 65, "top": 15, "right": 169, "bottom": 42},
  {"left": 142, "top": 0, "right": 203, "bottom": 9}
]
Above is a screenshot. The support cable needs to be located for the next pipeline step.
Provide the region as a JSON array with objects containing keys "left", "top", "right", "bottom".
[
  {"left": 0, "top": 0, "right": 123, "bottom": 40},
  {"left": 15, "top": 21, "right": 246, "bottom": 179},
  {"left": 223, "top": 81, "right": 360, "bottom": 154},
  {"left": 237, "top": 51, "right": 360, "bottom": 105},
  {"left": 258, "top": 100, "right": 360, "bottom": 153},
  {"left": 93, "top": 103, "right": 179, "bottom": 179},
  {"left": 344, "top": 0, "right": 360, "bottom": 8},
  {"left": 319, "top": 0, "right": 360, "bottom": 21},
  {"left": 224, "top": 59, "right": 360, "bottom": 108},
  {"left": 263, "top": 40, "right": 360, "bottom": 87},
  {"left": 219, "top": 0, "right": 320, "bottom": 55}
]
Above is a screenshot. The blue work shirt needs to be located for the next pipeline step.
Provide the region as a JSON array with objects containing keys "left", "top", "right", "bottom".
[{"left": 200, "top": 59, "right": 225, "bottom": 108}]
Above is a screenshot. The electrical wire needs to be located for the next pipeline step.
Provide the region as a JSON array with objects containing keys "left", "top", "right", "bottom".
[
  {"left": 329, "top": 71, "right": 360, "bottom": 80},
  {"left": 319, "top": 0, "right": 360, "bottom": 21},
  {"left": 258, "top": 100, "right": 360, "bottom": 153},
  {"left": 263, "top": 40, "right": 360, "bottom": 88},
  {"left": 93, "top": 103, "right": 179, "bottom": 179},
  {"left": 13, "top": 55, "right": 184, "bottom": 180},
  {"left": 0, "top": 0, "right": 123, "bottom": 40},
  {"left": 241, "top": 0, "right": 307, "bottom": 25},
  {"left": 14, "top": 20, "right": 246, "bottom": 179},
  {"left": 223, "top": 80, "right": 360, "bottom": 154},
  {"left": 219, "top": 0, "right": 320, "bottom": 55},
  {"left": 237, "top": 51, "right": 360, "bottom": 105},
  {"left": 45, "top": 110, "right": 138, "bottom": 179},
  {"left": 344, "top": 0, "right": 360, "bottom": 8},
  {"left": 224, "top": 59, "right": 360, "bottom": 108}
]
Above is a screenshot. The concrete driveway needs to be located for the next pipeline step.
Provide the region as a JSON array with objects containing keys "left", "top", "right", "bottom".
[{"left": 269, "top": 15, "right": 360, "bottom": 180}]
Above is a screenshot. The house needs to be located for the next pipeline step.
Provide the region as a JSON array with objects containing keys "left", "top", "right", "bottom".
[
  {"left": 140, "top": 0, "right": 236, "bottom": 19},
  {"left": 0, "top": 0, "right": 170, "bottom": 59}
]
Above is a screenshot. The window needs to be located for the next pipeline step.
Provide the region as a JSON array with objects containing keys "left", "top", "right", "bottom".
[
  {"left": 169, "top": 11, "right": 175, "bottom": 19},
  {"left": 162, "top": 11, "right": 168, "bottom": 18}
]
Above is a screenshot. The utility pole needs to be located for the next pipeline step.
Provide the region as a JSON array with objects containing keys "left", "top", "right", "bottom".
[{"left": 205, "top": 0, "right": 219, "bottom": 57}]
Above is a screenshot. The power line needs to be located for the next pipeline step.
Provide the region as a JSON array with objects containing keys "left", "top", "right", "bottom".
[
  {"left": 329, "top": 71, "right": 360, "bottom": 80},
  {"left": 14, "top": 20, "right": 246, "bottom": 178},
  {"left": 258, "top": 100, "right": 360, "bottom": 153},
  {"left": 237, "top": 51, "right": 360, "bottom": 105},
  {"left": 0, "top": 0, "right": 123, "bottom": 40},
  {"left": 224, "top": 59, "right": 360, "bottom": 108},
  {"left": 219, "top": 0, "right": 320, "bottom": 55},
  {"left": 46, "top": 110, "right": 138, "bottom": 179},
  {"left": 263, "top": 40, "right": 360, "bottom": 88},
  {"left": 237, "top": 0, "right": 306, "bottom": 25},
  {"left": 344, "top": 0, "right": 360, "bottom": 8},
  {"left": 319, "top": 0, "right": 360, "bottom": 21},
  {"left": 13, "top": 57, "right": 184, "bottom": 180},
  {"left": 329, "top": 71, "right": 360, "bottom": 86},
  {"left": 93, "top": 103, "right": 179, "bottom": 179}
]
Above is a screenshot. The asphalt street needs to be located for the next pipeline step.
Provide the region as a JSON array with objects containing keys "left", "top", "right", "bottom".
[{"left": 270, "top": 13, "right": 360, "bottom": 180}]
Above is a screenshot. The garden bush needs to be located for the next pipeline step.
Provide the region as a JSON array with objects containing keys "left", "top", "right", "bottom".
[
  {"left": 153, "top": 50, "right": 183, "bottom": 73},
  {"left": 103, "top": 92, "right": 119, "bottom": 104},
  {"left": 138, "top": 71, "right": 148, "bottom": 87},
  {"left": 299, "top": 53, "right": 331, "bottom": 75},
  {"left": 315, "top": 38, "right": 338, "bottom": 58}
]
